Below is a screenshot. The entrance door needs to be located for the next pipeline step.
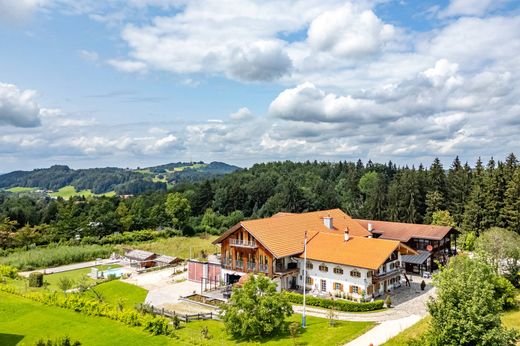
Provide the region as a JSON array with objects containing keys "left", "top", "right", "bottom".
[{"left": 320, "top": 279, "right": 326, "bottom": 292}]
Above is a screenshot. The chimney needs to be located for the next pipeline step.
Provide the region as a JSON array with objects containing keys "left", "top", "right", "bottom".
[
  {"left": 368, "top": 223, "right": 373, "bottom": 232},
  {"left": 344, "top": 227, "right": 350, "bottom": 242},
  {"left": 323, "top": 215, "right": 333, "bottom": 229}
]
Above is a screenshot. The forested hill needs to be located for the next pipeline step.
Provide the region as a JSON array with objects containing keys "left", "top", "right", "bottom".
[{"left": 0, "top": 161, "right": 240, "bottom": 195}]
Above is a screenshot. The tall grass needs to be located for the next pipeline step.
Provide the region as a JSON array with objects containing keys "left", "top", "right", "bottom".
[
  {"left": 127, "top": 235, "right": 218, "bottom": 260},
  {"left": 0, "top": 244, "right": 115, "bottom": 270}
]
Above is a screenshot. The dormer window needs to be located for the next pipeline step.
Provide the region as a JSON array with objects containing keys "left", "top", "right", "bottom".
[{"left": 333, "top": 267, "right": 343, "bottom": 275}]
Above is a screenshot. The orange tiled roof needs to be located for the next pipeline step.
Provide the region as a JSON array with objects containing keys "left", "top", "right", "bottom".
[
  {"left": 213, "top": 209, "right": 371, "bottom": 258},
  {"left": 354, "top": 219, "right": 458, "bottom": 242},
  {"left": 301, "top": 233, "right": 407, "bottom": 270}
]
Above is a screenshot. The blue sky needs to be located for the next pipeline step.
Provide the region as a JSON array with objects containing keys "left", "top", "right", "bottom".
[{"left": 0, "top": 0, "right": 519, "bottom": 171}]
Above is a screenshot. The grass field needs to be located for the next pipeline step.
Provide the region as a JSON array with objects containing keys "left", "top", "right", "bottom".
[
  {"left": 85, "top": 280, "right": 147, "bottom": 309},
  {"left": 0, "top": 291, "right": 174, "bottom": 346},
  {"left": 0, "top": 291, "right": 373, "bottom": 346},
  {"left": 5, "top": 187, "right": 37, "bottom": 193},
  {"left": 127, "top": 235, "right": 219, "bottom": 260},
  {"left": 49, "top": 185, "right": 116, "bottom": 199},
  {"left": 42, "top": 264, "right": 121, "bottom": 291},
  {"left": 383, "top": 290, "right": 520, "bottom": 345}
]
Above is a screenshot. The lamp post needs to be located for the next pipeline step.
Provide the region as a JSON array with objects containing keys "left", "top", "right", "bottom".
[{"left": 302, "top": 230, "right": 307, "bottom": 328}]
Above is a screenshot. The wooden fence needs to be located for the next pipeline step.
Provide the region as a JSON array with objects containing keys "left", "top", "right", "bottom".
[{"left": 151, "top": 306, "right": 218, "bottom": 323}]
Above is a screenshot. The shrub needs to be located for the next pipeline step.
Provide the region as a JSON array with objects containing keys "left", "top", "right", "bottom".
[
  {"left": 144, "top": 316, "right": 173, "bottom": 336},
  {"left": 172, "top": 315, "right": 181, "bottom": 330},
  {"left": 285, "top": 292, "right": 384, "bottom": 312},
  {"left": 493, "top": 275, "right": 517, "bottom": 310},
  {"left": 29, "top": 272, "right": 44, "bottom": 287},
  {"left": 385, "top": 295, "right": 392, "bottom": 308},
  {"left": 34, "top": 336, "right": 81, "bottom": 346},
  {"left": 0, "top": 265, "right": 18, "bottom": 279}
]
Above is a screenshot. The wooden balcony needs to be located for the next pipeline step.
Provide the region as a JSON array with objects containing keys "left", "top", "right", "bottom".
[
  {"left": 229, "top": 239, "right": 258, "bottom": 249},
  {"left": 372, "top": 268, "right": 400, "bottom": 284}
]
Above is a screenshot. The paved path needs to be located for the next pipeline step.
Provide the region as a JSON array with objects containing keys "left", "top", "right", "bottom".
[
  {"left": 345, "top": 314, "right": 425, "bottom": 346},
  {"left": 19, "top": 258, "right": 118, "bottom": 277}
]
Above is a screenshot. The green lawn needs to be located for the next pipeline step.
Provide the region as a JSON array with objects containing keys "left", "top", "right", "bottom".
[
  {"left": 0, "top": 291, "right": 174, "bottom": 346},
  {"left": 382, "top": 317, "right": 430, "bottom": 346},
  {"left": 49, "top": 186, "right": 115, "bottom": 199},
  {"left": 85, "top": 280, "right": 147, "bottom": 309},
  {"left": 0, "top": 290, "right": 373, "bottom": 346},
  {"left": 43, "top": 264, "right": 121, "bottom": 291},
  {"left": 383, "top": 290, "right": 520, "bottom": 346},
  {"left": 5, "top": 187, "right": 36, "bottom": 193},
  {"left": 128, "top": 235, "right": 218, "bottom": 260}
]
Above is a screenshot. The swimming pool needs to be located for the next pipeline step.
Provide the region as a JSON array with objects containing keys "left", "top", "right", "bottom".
[{"left": 102, "top": 267, "right": 124, "bottom": 277}]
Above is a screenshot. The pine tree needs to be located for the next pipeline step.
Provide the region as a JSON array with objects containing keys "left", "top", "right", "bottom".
[
  {"left": 424, "top": 191, "right": 445, "bottom": 224},
  {"left": 429, "top": 158, "right": 447, "bottom": 199},
  {"left": 503, "top": 168, "right": 520, "bottom": 234},
  {"left": 462, "top": 158, "right": 487, "bottom": 235},
  {"left": 446, "top": 157, "right": 472, "bottom": 226},
  {"left": 481, "top": 159, "right": 507, "bottom": 229}
]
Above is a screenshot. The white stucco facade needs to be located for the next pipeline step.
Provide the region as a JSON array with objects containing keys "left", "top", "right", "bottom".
[{"left": 295, "top": 257, "right": 402, "bottom": 299}]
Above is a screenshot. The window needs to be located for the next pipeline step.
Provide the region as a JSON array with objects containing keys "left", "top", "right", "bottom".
[
  {"left": 306, "top": 276, "right": 313, "bottom": 285},
  {"left": 306, "top": 262, "right": 313, "bottom": 270},
  {"left": 350, "top": 270, "right": 361, "bottom": 278},
  {"left": 319, "top": 264, "right": 328, "bottom": 272},
  {"left": 333, "top": 267, "right": 343, "bottom": 275},
  {"left": 320, "top": 279, "right": 326, "bottom": 292},
  {"left": 333, "top": 282, "right": 343, "bottom": 291},
  {"left": 352, "top": 286, "right": 359, "bottom": 294},
  {"left": 367, "top": 271, "right": 372, "bottom": 278}
]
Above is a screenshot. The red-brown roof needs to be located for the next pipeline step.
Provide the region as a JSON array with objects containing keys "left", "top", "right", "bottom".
[
  {"left": 354, "top": 219, "right": 457, "bottom": 242},
  {"left": 213, "top": 209, "right": 371, "bottom": 258}
]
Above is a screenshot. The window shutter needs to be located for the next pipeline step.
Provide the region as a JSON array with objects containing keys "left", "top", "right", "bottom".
[
  {"left": 349, "top": 285, "right": 353, "bottom": 293},
  {"left": 340, "top": 283, "right": 344, "bottom": 291}
]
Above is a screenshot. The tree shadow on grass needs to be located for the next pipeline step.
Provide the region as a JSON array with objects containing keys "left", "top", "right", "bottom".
[
  {"left": 0, "top": 333, "right": 24, "bottom": 346},
  {"left": 229, "top": 320, "right": 311, "bottom": 345}
]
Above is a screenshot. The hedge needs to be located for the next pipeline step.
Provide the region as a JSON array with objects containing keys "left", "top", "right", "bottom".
[
  {"left": 0, "top": 284, "right": 174, "bottom": 337},
  {"left": 285, "top": 292, "right": 384, "bottom": 312}
]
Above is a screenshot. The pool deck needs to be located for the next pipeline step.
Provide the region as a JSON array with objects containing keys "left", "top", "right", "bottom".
[{"left": 19, "top": 259, "right": 120, "bottom": 277}]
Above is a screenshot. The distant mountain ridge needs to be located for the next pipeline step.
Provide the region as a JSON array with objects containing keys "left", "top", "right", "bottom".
[{"left": 0, "top": 161, "right": 240, "bottom": 195}]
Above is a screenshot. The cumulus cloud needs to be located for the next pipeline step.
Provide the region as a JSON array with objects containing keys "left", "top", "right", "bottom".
[
  {"left": 307, "top": 3, "right": 395, "bottom": 57},
  {"left": 0, "top": 83, "right": 42, "bottom": 127},
  {"left": 268, "top": 82, "right": 392, "bottom": 123},
  {"left": 229, "top": 107, "right": 254, "bottom": 121},
  {"left": 439, "top": 0, "right": 496, "bottom": 18}
]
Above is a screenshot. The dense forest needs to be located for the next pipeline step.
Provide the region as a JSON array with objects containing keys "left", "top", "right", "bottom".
[
  {"left": 0, "top": 161, "right": 239, "bottom": 195},
  {"left": 1, "top": 154, "right": 519, "bottom": 249}
]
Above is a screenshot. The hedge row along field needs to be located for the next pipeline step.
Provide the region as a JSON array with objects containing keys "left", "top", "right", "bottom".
[
  {"left": 0, "top": 244, "right": 115, "bottom": 270},
  {"left": 0, "top": 284, "right": 173, "bottom": 337},
  {"left": 285, "top": 292, "right": 385, "bottom": 312}
]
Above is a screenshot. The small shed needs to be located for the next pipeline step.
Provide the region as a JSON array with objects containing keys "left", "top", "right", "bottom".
[
  {"left": 124, "top": 249, "right": 156, "bottom": 268},
  {"left": 154, "top": 255, "right": 182, "bottom": 267}
]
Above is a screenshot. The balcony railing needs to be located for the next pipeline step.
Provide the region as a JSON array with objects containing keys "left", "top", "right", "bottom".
[
  {"left": 372, "top": 268, "right": 400, "bottom": 284},
  {"left": 229, "top": 239, "right": 258, "bottom": 248},
  {"left": 221, "top": 259, "right": 232, "bottom": 268},
  {"left": 247, "top": 262, "right": 256, "bottom": 271},
  {"left": 235, "top": 260, "right": 244, "bottom": 269}
]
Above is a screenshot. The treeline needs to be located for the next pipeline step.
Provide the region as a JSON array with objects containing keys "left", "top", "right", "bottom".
[{"left": 1, "top": 154, "right": 519, "bottom": 249}]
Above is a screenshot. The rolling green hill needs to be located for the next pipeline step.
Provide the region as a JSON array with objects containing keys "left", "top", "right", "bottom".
[{"left": 0, "top": 161, "right": 240, "bottom": 197}]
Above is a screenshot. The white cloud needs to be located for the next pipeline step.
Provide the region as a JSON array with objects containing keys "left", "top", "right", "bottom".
[
  {"left": 230, "top": 107, "right": 253, "bottom": 121},
  {"left": 439, "top": 0, "right": 496, "bottom": 18},
  {"left": 79, "top": 49, "right": 99, "bottom": 63},
  {"left": 307, "top": 3, "right": 395, "bottom": 57},
  {"left": 0, "top": 82, "right": 42, "bottom": 127},
  {"left": 107, "top": 59, "right": 148, "bottom": 73},
  {"left": 0, "top": 0, "right": 45, "bottom": 24}
]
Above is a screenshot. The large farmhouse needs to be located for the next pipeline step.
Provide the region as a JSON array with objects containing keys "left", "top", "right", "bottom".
[{"left": 212, "top": 209, "right": 420, "bottom": 299}]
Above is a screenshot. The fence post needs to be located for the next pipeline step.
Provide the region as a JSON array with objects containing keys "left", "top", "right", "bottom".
[{"left": 185, "top": 314, "right": 188, "bottom": 323}]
